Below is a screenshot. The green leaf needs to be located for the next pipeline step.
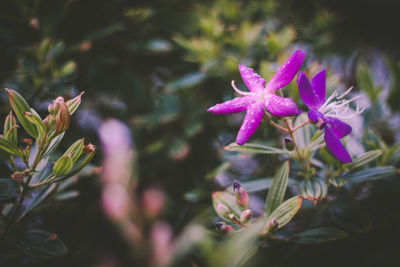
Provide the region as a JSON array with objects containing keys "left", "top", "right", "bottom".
[
  {"left": 20, "top": 184, "right": 57, "bottom": 219},
  {"left": 23, "top": 109, "right": 45, "bottom": 136},
  {"left": 306, "top": 131, "right": 324, "bottom": 151},
  {"left": 226, "top": 177, "right": 296, "bottom": 193},
  {"left": 291, "top": 227, "right": 348, "bottom": 243},
  {"left": 5, "top": 89, "right": 38, "bottom": 138},
  {"left": 298, "top": 178, "right": 327, "bottom": 203},
  {"left": 53, "top": 155, "right": 74, "bottom": 177},
  {"left": 29, "top": 157, "right": 53, "bottom": 187},
  {"left": 42, "top": 133, "right": 65, "bottom": 159},
  {"left": 265, "top": 196, "right": 303, "bottom": 232},
  {"left": 344, "top": 150, "right": 383, "bottom": 169},
  {"left": 0, "top": 178, "right": 19, "bottom": 202},
  {"left": 225, "top": 143, "right": 286, "bottom": 155},
  {"left": 0, "top": 135, "right": 21, "bottom": 156},
  {"left": 15, "top": 229, "right": 67, "bottom": 259},
  {"left": 4, "top": 111, "right": 18, "bottom": 145},
  {"left": 212, "top": 191, "right": 241, "bottom": 218},
  {"left": 339, "top": 166, "right": 397, "bottom": 184},
  {"left": 265, "top": 161, "right": 289, "bottom": 218},
  {"left": 66, "top": 92, "right": 84, "bottom": 115}
]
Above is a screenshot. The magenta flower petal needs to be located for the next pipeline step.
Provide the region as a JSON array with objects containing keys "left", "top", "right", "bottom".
[
  {"left": 266, "top": 49, "right": 306, "bottom": 91},
  {"left": 207, "top": 95, "right": 256, "bottom": 114},
  {"left": 236, "top": 101, "right": 264, "bottom": 145},
  {"left": 325, "top": 117, "right": 352, "bottom": 139},
  {"left": 311, "top": 69, "right": 326, "bottom": 105},
  {"left": 238, "top": 64, "right": 265, "bottom": 93},
  {"left": 297, "top": 72, "right": 323, "bottom": 109},
  {"left": 324, "top": 126, "right": 352, "bottom": 163},
  {"left": 264, "top": 95, "right": 301, "bottom": 117}
]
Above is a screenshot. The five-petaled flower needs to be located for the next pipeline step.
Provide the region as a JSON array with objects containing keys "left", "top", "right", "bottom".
[
  {"left": 297, "top": 70, "right": 363, "bottom": 163},
  {"left": 207, "top": 50, "right": 306, "bottom": 145}
]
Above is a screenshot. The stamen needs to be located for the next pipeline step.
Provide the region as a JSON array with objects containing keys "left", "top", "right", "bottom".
[
  {"left": 318, "top": 87, "right": 365, "bottom": 121},
  {"left": 337, "top": 86, "right": 353, "bottom": 99},
  {"left": 231, "top": 80, "right": 252, "bottom": 96}
]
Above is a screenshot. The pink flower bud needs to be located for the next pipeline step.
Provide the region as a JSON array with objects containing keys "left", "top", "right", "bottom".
[
  {"left": 233, "top": 180, "right": 249, "bottom": 210},
  {"left": 240, "top": 209, "right": 252, "bottom": 224},
  {"left": 216, "top": 222, "right": 234, "bottom": 234}
]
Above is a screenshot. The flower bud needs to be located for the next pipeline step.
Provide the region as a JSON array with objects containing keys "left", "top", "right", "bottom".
[
  {"left": 240, "top": 209, "right": 252, "bottom": 224},
  {"left": 63, "top": 138, "right": 85, "bottom": 163},
  {"left": 216, "top": 203, "right": 231, "bottom": 219},
  {"left": 233, "top": 180, "right": 249, "bottom": 210},
  {"left": 266, "top": 219, "right": 279, "bottom": 233},
  {"left": 216, "top": 222, "right": 234, "bottom": 234},
  {"left": 53, "top": 155, "right": 74, "bottom": 177},
  {"left": 54, "top": 97, "right": 71, "bottom": 134},
  {"left": 284, "top": 137, "right": 295, "bottom": 151}
]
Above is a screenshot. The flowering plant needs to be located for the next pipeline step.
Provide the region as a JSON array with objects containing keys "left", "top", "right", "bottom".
[
  {"left": 0, "top": 90, "right": 95, "bottom": 259},
  {"left": 208, "top": 49, "right": 398, "bottom": 256}
]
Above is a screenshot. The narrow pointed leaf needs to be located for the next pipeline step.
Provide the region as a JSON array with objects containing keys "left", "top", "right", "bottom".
[
  {"left": 339, "top": 166, "right": 397, "bottom": 184},
  {"left": 291, "top": 227, "right": 348, "bottom": 243},
  {"left": 265, "top": 161, "right": 289, "bottom": 217},
  {"left": 42, "top": 133, "right": 65, "bottom": 159},
  {"left": 212, "top": 191, "right": 241, "bottom": 218},
  {"left": 66, "top": 92, "right": 84, "bottom": 115},
  {"left": 265, "top": 196, "right": 303, "bottom": 231},
  {"left": 15, "top": 229, "right": 67, "bottom": 259},
  {"left": 344, "top": 150, "right": 384, "bottom": 169},
  {"left": 227, "top": 177, "right": 296, "bottom": 193},
  {"left": 0, "top": 135, "right": 22, "bottom": 156},
  {"left": 225, "top": 143, "right": 286, "bottom": 154},
  {"left": 4, "top": 111, "right": 18, "bottom": 145},
  {"left": 6, "top": 89, "right": 38, "bottom": 138}
]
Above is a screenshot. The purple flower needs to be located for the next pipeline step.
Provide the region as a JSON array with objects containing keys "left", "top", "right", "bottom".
[
  {"left": 208, "top": 50, "right": 306, "bottom": 145},
  {"left": 297, "top": 70, "right": 363, "bottom": 163}
]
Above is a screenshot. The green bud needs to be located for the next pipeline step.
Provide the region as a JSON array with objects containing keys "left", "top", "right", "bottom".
[
  {"left": 284, "top": 137, "right": 295, "bottom": 151},
  {"left": 63, "top": 138, "right": 85, "bottom": 163},
  {"left": 53, "top": 155, "right": 74, "bottom": 177}
]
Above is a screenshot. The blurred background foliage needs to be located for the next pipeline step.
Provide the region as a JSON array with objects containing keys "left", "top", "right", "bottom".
[{"left": 0, "top": 0, "right": 399, "bottom": 266}]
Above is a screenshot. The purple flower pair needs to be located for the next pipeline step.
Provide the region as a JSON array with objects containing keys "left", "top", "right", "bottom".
[
  {"left": 208, "top": 49, "right": 354, "bottom": 163},
  {"left": 207, "top": 50, "right": 305, "bottom": 145}
]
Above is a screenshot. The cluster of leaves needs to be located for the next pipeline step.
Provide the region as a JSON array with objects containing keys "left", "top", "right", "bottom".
[{"left": 0, "top": 90, "right": 95, "bottom": 259}]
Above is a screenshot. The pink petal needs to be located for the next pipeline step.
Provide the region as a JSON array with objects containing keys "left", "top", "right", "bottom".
[
  {"left": 325, "top": 117, "right": 352, "bottom": 139},
  {"left": 266, "top": 49, "right": 306, "bottom": 91},
  {"left": 236, "top": 101, "right": 264, "bottom": 145},
  {"left": 324, "top": 126, "right": 352, "bottom": 163},
  {"left": 238, "top": 64, "right": 265, "bottom": 93},
  {"left": 207, "top": 95, "right": 256, "bottom": 114},
  {"left": 264, "top": 94, "right": 301, "bottom": 117}
]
